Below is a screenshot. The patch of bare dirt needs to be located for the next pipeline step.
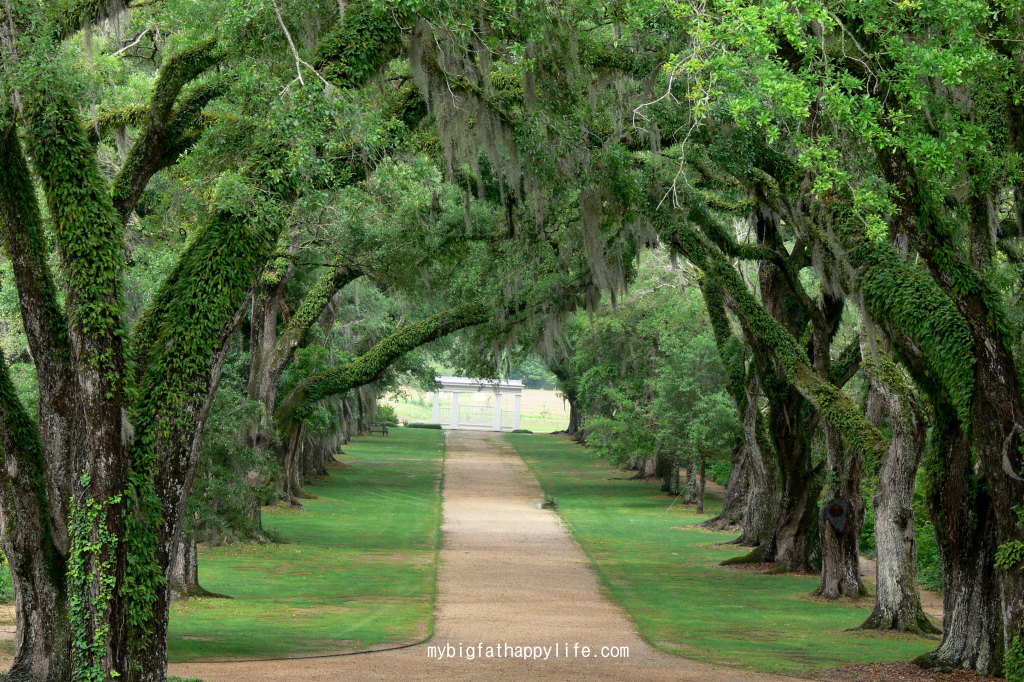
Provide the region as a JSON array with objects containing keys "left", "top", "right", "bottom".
[
  {"left": 0, "top": 605, "right": 14, "bottom": 642},
  {"left": 818, "top": 661, "right": 1003, "bottom": 681}
]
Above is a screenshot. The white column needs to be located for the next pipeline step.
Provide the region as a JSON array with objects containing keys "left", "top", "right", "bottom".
[
  {"left": 493, "top": 393, "right": 503, "bottom": 431},
  {"left": 450, "top": 392, "right": 460, "bottom": 429},
  {"left": 513, "top": 393, "right": 522, "bottom": 430},
  {"left": 432, "top": 390, "right": 440, "bottom": 424}
]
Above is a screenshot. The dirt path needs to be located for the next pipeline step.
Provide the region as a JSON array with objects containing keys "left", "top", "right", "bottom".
[{"left": 171, "top": 430, "right": 794, "bottom": 681}]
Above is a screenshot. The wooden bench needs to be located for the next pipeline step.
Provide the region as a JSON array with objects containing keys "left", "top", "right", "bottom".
[{"left": 367, "top": 423, "right": 389, "bottom": 436}]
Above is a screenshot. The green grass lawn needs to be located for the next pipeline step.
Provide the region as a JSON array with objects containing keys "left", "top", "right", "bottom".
[
  {"left": 168, "top": 427, "right": 445, "bottom": 662},
  {"left": 507, "top": 432, "right": 936, "bottom": 678}
]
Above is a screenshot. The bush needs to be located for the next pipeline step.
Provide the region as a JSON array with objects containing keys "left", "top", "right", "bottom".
[
  {"left": 705, "top": 459, "right": 732, "bottom": 487},
  {"left": 407, "top": 423, "right": 442, "bottom": 429},
  {"left": 376, "top": 403, "right": 399, "bottom": 425},
  {"left": 916, "top": 520, "right": 943, "bottom": 592},
  {"left": 0, "top": 553, "right": 12, "bottom": 603}
]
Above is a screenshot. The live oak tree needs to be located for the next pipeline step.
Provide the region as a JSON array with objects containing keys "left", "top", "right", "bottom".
[
  {"left": 0, "top": 0, "right": 436, "bottom": 677},
  {"left": 1, "top": 0, "right": 1021, "bottom": 678}
]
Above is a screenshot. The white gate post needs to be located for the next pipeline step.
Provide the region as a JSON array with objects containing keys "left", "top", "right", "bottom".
[
  {"left": 432, "top": 389, "right": 440, "bottom": 424},
  {"left": 493, "top": 392, "right": 503, "bottom": 431},
  {"left": 513, "top": 393, "right": 522, "bottom": 430},
  {"left": 450, "top": 392, "right": 460, "bottom": 429}
]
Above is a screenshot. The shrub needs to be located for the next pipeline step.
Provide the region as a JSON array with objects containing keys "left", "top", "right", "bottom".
[
  {"left": 916, "top": 520, "right": 943, "bottom": 592},
  {"left": 376, "top": 403, "right": 399, "bottom": 425},
  {"left": 407, "top": 423, "right": 442, "bottom": 429},
  {"left": 0, "top": 553, "right": 12, "bottom": 603},
  {"left": 705, "top": 459, "right": 732, "bottom": 487}
]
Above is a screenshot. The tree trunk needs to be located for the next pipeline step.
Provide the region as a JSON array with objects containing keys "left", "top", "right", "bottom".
[
  {"left": 168, "top": 536, "right": 230, "bottom": 601},
  {"left": 637, "top": 456, "right": 658, "bottom": 479},
  {"left": 696, "top": 456, "right": 707, "bottom": 514},
  {"left": 915, "top": 411, "right": 1005, "bottom": 675},
  {"left": 737, "top": 383, "right": 817, "bottom": 571},
  {"left": 283, "top": 426, "right": 306, "bottom": 507},
  {"left": 860, "top": 355, "right": 937, "bottom": 633},
  {"left": 682, "top": 456, "right": 698, "bottom": 503},
  {"left": 732, "top": 387, "right": 780, "bottom": 551},
  {"left": 702, "top": 442, "right": 749, "bottom": 531},
  {"left": 3, "top": 539, "right": 71, "bottom": 681},
  {"left": 661, "top": 456, "right": 680, "bottom": 496},
  {"left": 566, "top": 397, "right": 582, "bottom": 436},
  {"left": 243, "top": 285, "right": 286, "bottom": 452},
  {"left": 815, "top": 423, "right": 866, "bottom": 599}
]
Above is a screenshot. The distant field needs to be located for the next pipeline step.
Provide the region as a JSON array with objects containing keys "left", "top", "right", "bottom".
[{"left": 382, "top": 386, "right": 570, "bottom": 433}]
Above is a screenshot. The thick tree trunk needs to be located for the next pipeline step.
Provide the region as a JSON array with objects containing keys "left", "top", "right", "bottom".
[
  {"left": 732, "top": 392, "right": 780, "bottom": 551},
  {"left": 914, "top": 412, "right": 1004, "bottom": 675},
  {"left": 636, "top": 456, "right": 658, "bottom": 479},
  {"left": 3, "top": 538, "right": 71, "bottom": 681},
  {"left": 243, "top": 285, "right": 285, "bottom": 452},
  {"left": 815, "top": 423, "right": 866, "bottom": 599},
  {"left": 566, "top": 397, "right": 582, "bottom": 436},
  {"left": 168, "top": 536, "right": 230, "bottom": 601},
  {"left": 745, "top": 385, "right": 817, "bottom": 571},
  {"left": 702, "top": 441, "right": 749, "bottom": 531},
  {"left": 283, "top": 426, "right": 306, "bottom": 507},
  {"left": 682, "top": 456, "right": 698, "bottom": 503},
  {"left": 860, "top": 356, "right": 937, "bottom": 633}
]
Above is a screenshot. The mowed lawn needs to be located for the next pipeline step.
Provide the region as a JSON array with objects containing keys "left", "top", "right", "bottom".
[
  {"left": 507, "top": 433, "right": 936, "bottom": 677},
  {"left": 168, "top": 428, "right": 445, "bottom": 662}
]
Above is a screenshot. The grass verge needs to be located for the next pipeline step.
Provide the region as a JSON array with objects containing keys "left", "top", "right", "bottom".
[
  {"left": 168, "top": 427, "right": 445, "bottom": 662},
  {"left": 507, "top": 432, "right": 935, "bottom": 677}
]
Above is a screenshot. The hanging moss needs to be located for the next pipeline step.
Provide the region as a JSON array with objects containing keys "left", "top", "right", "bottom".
[{"left": 51, "top": 0, "right": 129, "bottom": 39}]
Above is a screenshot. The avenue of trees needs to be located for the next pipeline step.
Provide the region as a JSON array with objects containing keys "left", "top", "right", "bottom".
[{"left": 0, "top": 0, "right": 1021, "bottom": 680}]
